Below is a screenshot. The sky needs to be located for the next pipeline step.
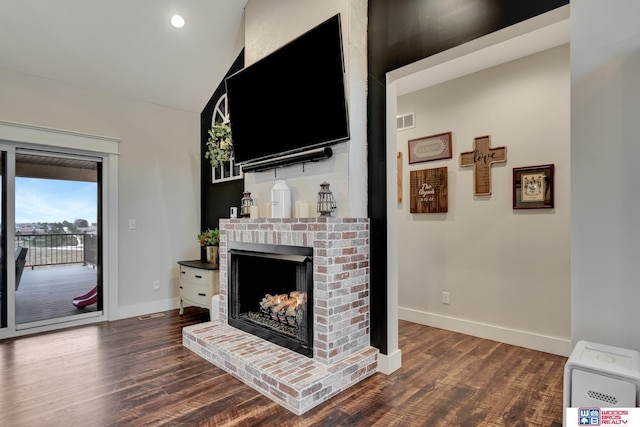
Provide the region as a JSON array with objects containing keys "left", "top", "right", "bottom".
[{"left": 15, "top": 178, "right": 97, "bottom": 224}]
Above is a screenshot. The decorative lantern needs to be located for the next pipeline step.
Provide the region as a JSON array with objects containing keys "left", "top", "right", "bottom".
[
  {"left": 317, "top": 182, "right": 337, "bottom": 217},
  {"left": 240, "top": 191, "right": 253, "bottom": 217}
]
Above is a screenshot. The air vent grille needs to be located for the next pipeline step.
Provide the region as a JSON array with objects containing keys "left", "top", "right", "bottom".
[
  {"left": 587, "top": 390, "right": 619, "bottom": 405},
  {"left": 396, "top": 113, "right": 415, "bottom": 131},
  {"left": 138, "top": 313, "right": 165, "bottom": 321}
]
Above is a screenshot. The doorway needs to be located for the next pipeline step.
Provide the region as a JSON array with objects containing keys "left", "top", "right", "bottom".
[
  {"left": 386, "top": 9, "right": 570, "bottom": 356},
  {"left": 14, "top": 151, "right": 102, "bottom": 328},
  {"left": 0, "top": 120, "right": 118, "bottom": 338}
]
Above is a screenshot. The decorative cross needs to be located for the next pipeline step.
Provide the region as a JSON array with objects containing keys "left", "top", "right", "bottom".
[{"left": 460, "top": 135, "right": 507, "bottom": 196}]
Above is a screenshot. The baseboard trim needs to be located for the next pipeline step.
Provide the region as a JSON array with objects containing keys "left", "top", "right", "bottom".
[
  {"left": 399, "top": 307, "right": 571, "bottom": 357},
  {"left": 377, "top": 348, "right": 402, "bottom": 374},
  {"left": 112, "top": 298, "right": 180, "bottom": 321}
]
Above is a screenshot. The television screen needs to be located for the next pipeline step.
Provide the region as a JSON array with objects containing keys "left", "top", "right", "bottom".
[{"left": 225, "top": 14, "right": 349, "bottom": 166}]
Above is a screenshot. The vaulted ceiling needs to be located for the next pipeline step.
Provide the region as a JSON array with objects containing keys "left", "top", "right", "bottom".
[{"left": 0, "top": 0, "right": 248, "bottom": 113}]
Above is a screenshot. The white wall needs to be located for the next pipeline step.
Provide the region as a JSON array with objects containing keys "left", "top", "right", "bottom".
[
  {"left": 396, "top": 45, "right": 571, "bottom": 355},
  {"left": 242, "top": 0, "right": 367, "bottom": 218},
  {"left": 571, "top": 1, "right": 640, "bottom": 351},
  {"left": 0, "top": 67, "right": 200, "bottom": 319}
]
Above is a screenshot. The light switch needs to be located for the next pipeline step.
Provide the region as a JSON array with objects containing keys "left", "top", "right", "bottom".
[{"left": 129, "top": 219, "right": 137, "bottom": 230}]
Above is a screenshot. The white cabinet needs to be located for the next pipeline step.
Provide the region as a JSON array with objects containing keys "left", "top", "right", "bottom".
[
  {"left": 563, "top": 340, "right": 640, "bottom": 426},
  {"left": 178, "top": 261, "right": 219, "bottom": 315}
]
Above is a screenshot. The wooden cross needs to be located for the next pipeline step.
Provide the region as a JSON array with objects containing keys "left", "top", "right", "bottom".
[{"left": 460, "top": 135, "right": 507, "bottom": 196}]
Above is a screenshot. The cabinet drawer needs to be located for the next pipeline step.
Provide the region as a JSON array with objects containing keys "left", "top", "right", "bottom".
[
  {"left": 180, "top": 266, "right": 213, "bottom": 285},
  {"left": 179, "top": 281, "right": 211, "bottom": 306}
]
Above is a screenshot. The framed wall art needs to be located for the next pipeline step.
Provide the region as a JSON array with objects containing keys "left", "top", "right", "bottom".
[
  {"left": 513, "top": 164, "right": 554, "bottom": 209},
  {"left": 408, "top": 132, "right": 452, "bottom": 164},
  {"left": 397, "top": 152, "right": 402, "bottom": 203},
  {"left": 460, "top": 135, "right": 507, "bottom": 196},
  {"left": 410, "top": 167, "right": 448, "bottom": 213}
]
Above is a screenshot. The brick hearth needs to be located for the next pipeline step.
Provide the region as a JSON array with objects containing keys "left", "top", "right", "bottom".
[{"left": 182, "top": 217, "right": 378, "bottom": 414}]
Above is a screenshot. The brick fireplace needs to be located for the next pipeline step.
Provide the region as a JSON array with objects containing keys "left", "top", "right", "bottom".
[{"left": 182, "top": 217, "right": 378, "bottom": 414}]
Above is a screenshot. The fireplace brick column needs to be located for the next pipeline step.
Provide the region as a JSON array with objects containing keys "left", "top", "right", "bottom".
[{"left": 220, "top": 217, "right": 370, "bottom": 365}]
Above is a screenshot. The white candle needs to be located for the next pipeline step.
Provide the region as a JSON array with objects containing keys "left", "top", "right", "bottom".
[
  {"left": 299, "top": 201, "right": 309, "bottom": 218},
  {"left": 250, "top": 205, "right": 259, "bottom": 219},
  {"left": 265, "top": 202, "right": 271, "bottom": 219}
]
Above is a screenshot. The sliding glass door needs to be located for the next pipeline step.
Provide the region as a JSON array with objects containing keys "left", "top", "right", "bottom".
[
  {"left": 0, "top": 120, "right": 117, "bottom": 337},
  {"left": 0, "top": 145, "right": 103, "bottom": 332},
  {"left": 14, "top": 150, "right": 102, "bottom": 328}
]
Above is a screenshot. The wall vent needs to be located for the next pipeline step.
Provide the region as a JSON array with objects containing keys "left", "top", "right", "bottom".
[
  {"left": 397, "top": 112, "right": 415, "bottom": 131},
  {"left": 138, "top": 313, "right": 165, "bottom": 320}
]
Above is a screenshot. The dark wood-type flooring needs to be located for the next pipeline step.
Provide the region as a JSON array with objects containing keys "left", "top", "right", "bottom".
[{"left": 0, "top": 309, "right": 566, "bottom": 426}]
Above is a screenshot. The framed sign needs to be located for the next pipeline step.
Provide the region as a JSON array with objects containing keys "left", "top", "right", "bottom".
[
  {"left": 408, "top": 132, "right": 452, "bottom": 164},
  {"left": 460, "top": 135, "right": 507, "bottom": 196},
  {"left": 397, "top": 152, "right": 402, "bottom": 203},
  {"left": 410, "top": 167, "right": 448, "bottom": 213},
  {"left": 513, "top": 164, "right": 554, "bottom": 209}
]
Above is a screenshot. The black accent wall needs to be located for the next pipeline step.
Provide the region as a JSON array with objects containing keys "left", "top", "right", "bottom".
[
  {"left": 201, "top": 50, "right": 245, "bottom": 231},
  {"left": 366, "top": 0, "right": 569, "bottom": 354}
]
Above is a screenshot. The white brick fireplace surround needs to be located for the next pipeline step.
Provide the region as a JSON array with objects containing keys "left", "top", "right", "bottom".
[{"left": 183, "top": 218, "right": 378, "bottom": 414}]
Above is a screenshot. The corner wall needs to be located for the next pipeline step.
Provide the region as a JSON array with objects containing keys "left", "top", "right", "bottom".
[
  {"left": 571, "top": 0, "right": 640, "bottom": 351},
  {"left": 396, "top": 45, "right": 571, "bottom": 355}
]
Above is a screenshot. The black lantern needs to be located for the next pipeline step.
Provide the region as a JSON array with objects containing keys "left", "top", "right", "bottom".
[
  {"left": 317, "top": 182, "right": 336, "bottom": 217},
  {"left": 240, "top": 191, "right": 253, "bottom": 218}
]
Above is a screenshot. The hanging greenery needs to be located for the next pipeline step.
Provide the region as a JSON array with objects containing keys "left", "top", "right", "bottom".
[{"left": 205, "top": 122, "right": 233, "bottom": 169}]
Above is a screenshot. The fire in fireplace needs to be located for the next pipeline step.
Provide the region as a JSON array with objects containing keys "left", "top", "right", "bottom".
[{"left": 228, "top": 242, "right": 314, "bottom": 357}]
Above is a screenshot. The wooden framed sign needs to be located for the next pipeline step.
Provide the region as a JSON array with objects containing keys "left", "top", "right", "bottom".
[
  {"left": 397, "top": 152, "right": 402, "bottom": 203},
  {"left": 410, "top": 167, "right": 448, "bottom": 213},
  {"left": 408, "top": 132, "right": 452, "bottom": 164},
  {"left": 460, "top": 135, "right": 507, "bottom": 196}
]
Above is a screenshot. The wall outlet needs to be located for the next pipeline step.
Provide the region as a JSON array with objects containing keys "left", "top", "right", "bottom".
[
  {"left": 442, "top": 292, "right": 450, "bottom": 305},
  {"left": 153, "top": 280, "right": 160, "bottom": 291}
]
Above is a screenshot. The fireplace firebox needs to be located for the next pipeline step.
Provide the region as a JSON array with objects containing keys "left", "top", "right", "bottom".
[{"left": 228, "top": 241, "right": 314, "bottom": 357}]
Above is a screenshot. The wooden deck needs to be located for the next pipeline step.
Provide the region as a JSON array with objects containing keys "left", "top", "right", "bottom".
[{"left": 15, "top": 264, "right": 98, "bottom": 324}]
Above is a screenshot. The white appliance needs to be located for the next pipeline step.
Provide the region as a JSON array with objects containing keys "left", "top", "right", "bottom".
[{"left": 563, "top": 341, "right": 640, "bottom": 425}]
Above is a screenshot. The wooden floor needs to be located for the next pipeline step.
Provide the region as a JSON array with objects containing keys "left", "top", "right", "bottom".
[
  {"left": 15, "top": 265, "right": 98, "bottom": 324},
  {"left": 0, "top": 309, "right": 567, "bottom": 426}
]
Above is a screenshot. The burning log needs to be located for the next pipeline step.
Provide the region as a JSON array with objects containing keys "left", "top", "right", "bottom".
[
  {"left": 273, "top": 297, "right": 295, "bottom": 313},
  {"left": 285, "top": 292, "right": 307, "bottom": 316},
  {"left": 258, "top": 291, "right": 307, "bottom": 325},
  {"left": 259, "top": 293, "right": 287, "bottom": 310}
]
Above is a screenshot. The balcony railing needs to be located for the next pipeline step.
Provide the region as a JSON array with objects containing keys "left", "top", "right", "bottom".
[{"left": 15, "top": 233, "right": 98, "bottom": 268}]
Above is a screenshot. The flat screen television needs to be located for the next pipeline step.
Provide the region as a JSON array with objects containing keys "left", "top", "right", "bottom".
[{"left": 225, "top": 14, "right": 349, "bottom": 166}]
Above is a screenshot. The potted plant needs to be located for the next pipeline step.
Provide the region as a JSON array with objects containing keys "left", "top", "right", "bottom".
[
  {"left": 204, "top": 122, "right": 233, "bottom": 169},
  {"left": 197, "top": 228, "right": 220, "bottom": 267}
]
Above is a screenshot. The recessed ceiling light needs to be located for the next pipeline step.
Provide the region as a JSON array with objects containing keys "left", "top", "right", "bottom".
[{"left": 171, "top": 14, "right": 185, "bottom": 29}]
